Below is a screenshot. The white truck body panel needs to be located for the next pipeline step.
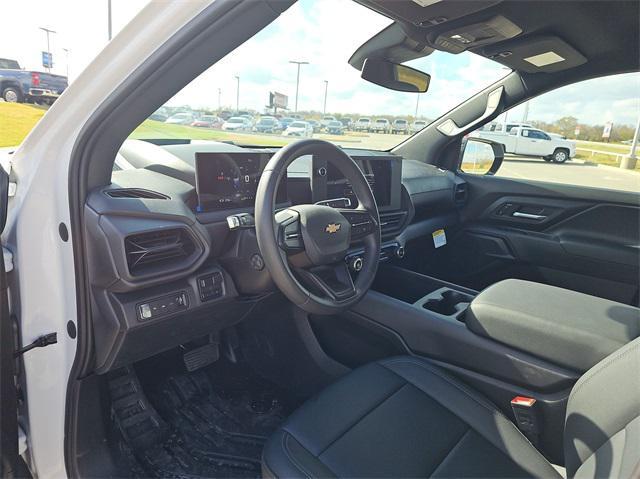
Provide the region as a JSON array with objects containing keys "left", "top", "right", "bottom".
[{"left": 475, "top": 126, "right": 576, "bottom": 158}]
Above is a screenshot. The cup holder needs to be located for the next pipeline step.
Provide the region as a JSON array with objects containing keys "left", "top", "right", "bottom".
[{"left": 421, "top": 288, "right": 474, "bottom": 318}]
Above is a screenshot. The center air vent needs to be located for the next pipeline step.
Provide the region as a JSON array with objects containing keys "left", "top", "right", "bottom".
[
  {"left": 125, "top": 228, "right": 196, "bottom": 276},
  {"left": 106, "top": 188, "right": 169, "bottom": 200},
  {"left": 380, "top": 212, "right": 408, "bottom": 236}
]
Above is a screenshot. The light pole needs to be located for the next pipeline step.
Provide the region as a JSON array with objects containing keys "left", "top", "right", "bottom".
[
  {"left": 323, "top": 80, "right": 328, "bottom": 115},
  {"left": 289, "top": 60, "right": 309, "bottom": 112},
  {"left": 234, "top": 76, "right": 240, "bottom": 113},
  {"left": 218, "top": 88, "right": 222, "bottom": 111},
  {"left": 621, "top": 113, "right": 640, "bottom": 170},
  {"left": 521, "top": 101, "right": 530, "bottom": 123},
  {"left": 39, "top": 27, "right": 56, "bottom": 72},
  {"left": 62, "top": 48, "right": 70, "bottom": 79},
  {"left": 414, "top": 94, "right": 420, "bottom": 119},
  {"left": 107, "top": 0, "right": 113, "bottom": 40}
]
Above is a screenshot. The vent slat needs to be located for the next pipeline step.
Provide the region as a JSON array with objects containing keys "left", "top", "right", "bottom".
[
  {"left": 380, "top": 212, "right": 407, "bottom": 235},
  {"left": 106, "top": 188, "right": 169, "bottom": 200},
  {"left": 125, "top": 228, "right": 195, "bottom": 275}
]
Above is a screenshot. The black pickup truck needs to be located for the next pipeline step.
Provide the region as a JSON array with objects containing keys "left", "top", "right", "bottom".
[{"left": 0, "top": 58, "right": 68, "bottom": 104}]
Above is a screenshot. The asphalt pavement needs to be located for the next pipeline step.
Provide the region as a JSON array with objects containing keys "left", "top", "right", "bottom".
[{"left": 498, "top": 155, "right": 639, "bottom": 193}]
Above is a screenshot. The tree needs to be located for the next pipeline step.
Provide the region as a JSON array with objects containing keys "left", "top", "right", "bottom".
[{"left": 555, "top": 116, "right": 579, "bottom": 137}]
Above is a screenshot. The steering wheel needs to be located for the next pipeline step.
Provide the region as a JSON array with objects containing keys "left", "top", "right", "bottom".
[{"left": 255, "top": 139, "right": 381, "bottom": 315}]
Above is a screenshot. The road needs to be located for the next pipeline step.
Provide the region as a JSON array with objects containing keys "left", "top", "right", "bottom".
[{"left": 498, "top": 155, "right": 639, "bottom": 192}]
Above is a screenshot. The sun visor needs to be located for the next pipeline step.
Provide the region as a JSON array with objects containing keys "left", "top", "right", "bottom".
[{"left": 480, "top": 36, "right": 587, "bottom": 73}]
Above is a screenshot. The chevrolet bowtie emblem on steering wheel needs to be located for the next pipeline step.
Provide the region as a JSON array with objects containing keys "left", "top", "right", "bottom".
[{"left": 325, "top": 223, "right": 341, "bottom": 234}]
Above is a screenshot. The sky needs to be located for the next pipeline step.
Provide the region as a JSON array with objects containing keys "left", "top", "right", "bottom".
[{"left": 1, "top": 0, "right": 638, "bottom": 126}]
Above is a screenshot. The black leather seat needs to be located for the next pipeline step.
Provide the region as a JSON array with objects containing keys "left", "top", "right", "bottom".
[{"left": 262, "top": 338, "right": 640, "bottom": 478}]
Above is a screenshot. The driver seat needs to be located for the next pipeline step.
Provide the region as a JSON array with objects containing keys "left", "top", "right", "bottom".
[{"left": 262, "top": 338, "right": 640, "bottom": 478}]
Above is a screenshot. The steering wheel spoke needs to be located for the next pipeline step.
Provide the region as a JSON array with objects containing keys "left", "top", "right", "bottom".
[
  {"left": 275, "top": 209, "right": 304, "bottom": 253},
  {"left": 338, "top": 208, "right": 377, "bottom": 241},
  {"left": 296, "top": 261, "right": 356, "bottom": 302}
]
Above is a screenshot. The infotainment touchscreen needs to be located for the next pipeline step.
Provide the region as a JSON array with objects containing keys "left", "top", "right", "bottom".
[{"left": 195, "top": 152, "right": 285, "bottom": 210}]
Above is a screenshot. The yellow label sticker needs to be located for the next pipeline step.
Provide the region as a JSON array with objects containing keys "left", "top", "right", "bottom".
[{"left": 432, "top": 229, "right": 446, "bottom": 248}]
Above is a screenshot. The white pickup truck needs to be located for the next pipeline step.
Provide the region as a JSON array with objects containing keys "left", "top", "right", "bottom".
[{"left": 474, "top": 125, "right": 576, "bottom": 163}]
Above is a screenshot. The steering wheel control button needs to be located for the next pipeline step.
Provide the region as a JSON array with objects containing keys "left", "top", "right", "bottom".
[
  {"left": 250, "top": 253, "right": 265, "bottom": 271},
  {"left": 341, "top": 211, "right": 374, "bottom": 239},
  {"left": 137, "top": 291, "right": 189, "bottom": 321},
  {"left": 197, "top": 272, "right": 225, "bottom": 302}
]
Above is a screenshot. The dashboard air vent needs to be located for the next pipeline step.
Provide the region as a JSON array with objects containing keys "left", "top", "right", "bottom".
[
  {"left": 380, "top": 212, "right": 407, "bottom": 236},
  {"left": 125, "top": 228, "right": 195, "bottom": 276},
  {"left": 106, "top": 188, "right": 169, "bottom": 200},
  {"left": 454, "top": 182, "right": 468, "bottom": 207}
]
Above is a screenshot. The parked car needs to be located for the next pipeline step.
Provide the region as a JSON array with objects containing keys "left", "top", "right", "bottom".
[
  {"left": 371, "top": 118, "right": 391, "bottom": 134},
  {"left": 283, "top": 120, "right": 313, "bottom": 137},
  {"left": 355, "top": 117, "right": 371, "bottom": 132},
  {"left": 475, "top": 126, "right": 576, "bottom": 162},
  {"left": 321, "top": 115, "right": 337, "bottom": 129},
  {"left": 149, "top": 108, "right": 169, "bottom": 122},
  {"left": 279, "top": 117, "right": 295, "bottom": 129},
  {"left": 0, "top": 57, "right": 68, "bottom": 104},
  {"left": 340, "top": 117, "right": 353, "bottom": 130},
  {"left": 254, "top": 116, "right": 281, "bottom": 133},
  {"left": 391, "top": 119, "right": 409, "bottom": 134},
  {"left": 222, "top": 116, "right": 250, "bottom": 131},
  {"left": 410, "top": 120, "right": 428, "bottom": 133},
  {"left": 306, "top": 119, "right": 321, "bottom": 132},
  {"left": 218, "top": 110, "right": 233, "bottom": 120},
  {"left": 191, "top": 115, "right": 220, "bottom": 128},
  {"left": 239, "top": 114, "right": 254, "bottom": 128},
  {"left": 326, "top": 120, "right": 344, "bottom": 135},
  {"left": 165, "top": 112, "right": 195, "bottom": 125}
]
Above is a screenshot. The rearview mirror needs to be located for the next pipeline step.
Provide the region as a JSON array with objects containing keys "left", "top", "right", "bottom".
[{"left": 361, "top": 58, "right": 430, "bottom": 93}]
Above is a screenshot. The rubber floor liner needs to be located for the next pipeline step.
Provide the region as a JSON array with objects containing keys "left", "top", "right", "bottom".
[{"left": 113, "top": 356, "right": 299, "bottom": 478}]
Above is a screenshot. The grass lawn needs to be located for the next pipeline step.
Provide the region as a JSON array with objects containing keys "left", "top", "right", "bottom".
[
  {"left": 0, "top": 103, "right": 48, "bottom": 147},
  {"left": 576, "top": 141, "right": 632, "bottom": 155}
]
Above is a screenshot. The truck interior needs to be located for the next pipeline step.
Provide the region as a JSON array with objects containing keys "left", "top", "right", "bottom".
[{"left": 56, "top": 0, "right": 639, "bottom": 478}]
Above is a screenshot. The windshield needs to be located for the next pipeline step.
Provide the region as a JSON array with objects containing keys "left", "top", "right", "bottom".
[
  {"left": 290, "top": 122, "right": 307, "bottom": 128},
  {"left": 129, "top": 0, "right": 510, "bottom": 150},
  {"left": 227, "top": 118, "right": 244, "bottom": 123}
]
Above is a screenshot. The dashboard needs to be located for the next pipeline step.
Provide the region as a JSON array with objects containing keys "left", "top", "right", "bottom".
[{"left": 88, "top": 139, "right": 463, "bottom": 374}]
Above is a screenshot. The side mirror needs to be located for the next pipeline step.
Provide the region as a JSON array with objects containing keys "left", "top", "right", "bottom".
[
  {"left": 361, "top": 58, "right": 430, "bottom": 93},
  {"left": 460, "top": 137, "right": 504, "bottom": 175}
]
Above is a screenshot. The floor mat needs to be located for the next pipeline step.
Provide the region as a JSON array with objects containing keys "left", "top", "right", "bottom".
[{"left": 112, "top": 353, "right": 300, "bottom": 478}]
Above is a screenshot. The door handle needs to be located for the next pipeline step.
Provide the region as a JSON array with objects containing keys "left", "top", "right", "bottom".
[{"left": 512, "top": 211, "right": 547, "bottom": 220}]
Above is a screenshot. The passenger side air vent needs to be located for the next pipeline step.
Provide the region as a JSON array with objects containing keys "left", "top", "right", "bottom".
[
  {"left": 454, "top": 182, "right": 468, "bottom": 207},
  {"left": 106, "top": 188, "right": 169, "bottom": 200},
  {"left": 380, "top": 212, "right": 408, "bottom": 236},
  {"left": 125, "top": 228, "right": 196, "bottom": 276}
]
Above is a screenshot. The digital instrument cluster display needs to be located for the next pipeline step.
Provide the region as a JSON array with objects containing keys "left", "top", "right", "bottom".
[{"left": 195, "top": 153, "right": 285, "bottom": 210}]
